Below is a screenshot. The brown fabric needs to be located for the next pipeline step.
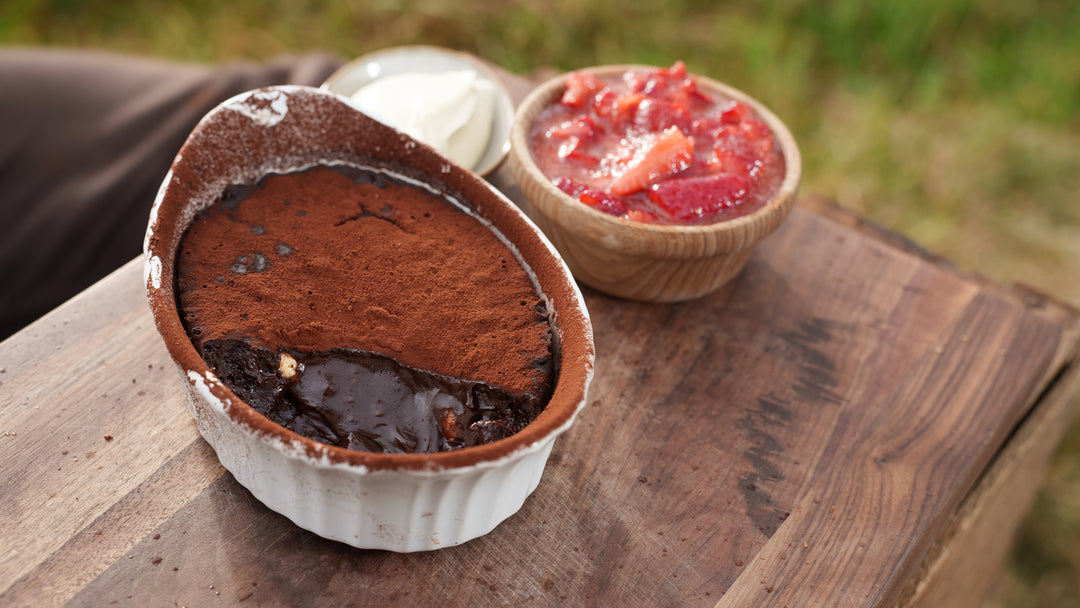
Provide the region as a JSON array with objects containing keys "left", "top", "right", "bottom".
[{"left": 0, "top": 48, "right": 344, "bottom": 339}]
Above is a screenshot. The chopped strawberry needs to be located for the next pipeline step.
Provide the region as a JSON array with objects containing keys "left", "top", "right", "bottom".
[
  {"left": 633, "top": 61, "right": 686, "bottom": 94},
  {"left": 633, "top": 98, "right": 693, "bottom": 134},
  {"left": 639, "top": 72, "right": 667, "bottom": 97},
  {"left": 547, "top": 114, "right": 601, "bottom": 140},
  {"left": 706, "top": 117, "right": 775, "bottom": 175},
  {"left": 739, "top": 118, "right": 773, "bottom": 143},
  {"left": 623, "top": 68, "right": 650, "bottom": 94},
  {"left": 552, "top": 177, "right": 626, "bottom": 217},
  {"left": 608, "top": 92, "right": 646, "bottom": 126},
  {"left": 557, "top": 137, "right": 578, "bottom": 156},
  {"left": 720, "top": 101, "right": 753, "bottom": 125},
  {"left": 553, "top": 177, "right": 586, "bottom": 197},
  {"left": 626, "top": 209, "right": 659, "bottom": 223},
  {"left": 580, "top": 190, "right": 628, "bottom": 217},
  {"left": 690, "top": 116, "right": 726, "bottom": 140},
  {"left": 558, "top": 137, "right": 599, "bottom": 166},
  {"left": 668, "top": 60, "right": 688, "bottom": 79},
  {"left": 609, "top": 126, "right": 694, "bottom": 196},
  {"left": 715, "top": 149, "right": 758, "bottom": 177},
  {"left": 606, "top": 142, "right": 637, "bottom": 167},
  {"left": 647, "top": 173, "right": 750, "bottom": 222},
  {"left": 617, "top": 92, "right": 646, "bottom": 114},
  {"left": 632, "top": 62, "right": 697, "bottom": 101},
  {"left": 678, "top": 74, "right": 711, "bottom": 104},
  {"left": 712, "top": 125, "right": 759, "bottom": 176},
  {"left": 592, "top": 88, "right": 619, "bottom": 117},
  {"left": 562, "top": 72, "right": 604, "bottom": 107}
]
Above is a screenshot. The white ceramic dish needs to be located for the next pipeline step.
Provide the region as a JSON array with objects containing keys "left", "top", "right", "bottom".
[
  {"left": 322, "top": 45, "right": 514, "bottom": 177},
  {"left": 144, "top": 85, "right": 594, "bottom": 552}
]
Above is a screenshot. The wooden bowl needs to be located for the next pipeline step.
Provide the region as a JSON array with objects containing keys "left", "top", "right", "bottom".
[{"left": 509, "top": 65, "right": 802, "bottom": 302}]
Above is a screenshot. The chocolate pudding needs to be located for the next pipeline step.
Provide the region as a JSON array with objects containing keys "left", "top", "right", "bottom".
[{"left": 176, "top": 164, "right": 555, "bottom": 454}]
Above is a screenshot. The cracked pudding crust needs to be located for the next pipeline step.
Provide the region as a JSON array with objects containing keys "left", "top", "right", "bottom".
[{"left": 176, "top": 164, "right": 555, "bottom": 454}]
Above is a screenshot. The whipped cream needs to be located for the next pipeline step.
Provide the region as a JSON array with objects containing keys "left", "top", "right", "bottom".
[{"left": 351, "top": 69, "right": 495, "bottom": 171}]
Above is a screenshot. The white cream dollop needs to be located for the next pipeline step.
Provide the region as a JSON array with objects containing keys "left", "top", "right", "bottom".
[{"left": 350, "top": 69, "right": 495, "bottom": 171}]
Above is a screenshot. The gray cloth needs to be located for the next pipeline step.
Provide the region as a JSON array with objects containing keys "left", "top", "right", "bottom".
[{"left": 0, "top": 49, "right": 344, "bottom": 339}]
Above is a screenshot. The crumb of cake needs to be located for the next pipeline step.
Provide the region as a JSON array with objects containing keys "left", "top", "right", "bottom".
[{"left": 278, "top": 352, "right": 300, "bottom": 379}]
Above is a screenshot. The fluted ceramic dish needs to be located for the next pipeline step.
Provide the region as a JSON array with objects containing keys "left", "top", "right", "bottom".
[
  {"left": 321, "top": 45, "right": 515, "bottom": 177},
  {"left": 144, "top": 85, "right": 594, "bottom": 552},
  {"left": 510, "top": 65, "right": 801, "bottom": 302}
]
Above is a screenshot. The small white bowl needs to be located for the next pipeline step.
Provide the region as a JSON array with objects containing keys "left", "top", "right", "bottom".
[
  {"left": 144, "top": 85, "right": 594, "bottom": 552},
  {"left": 322, "top": 45, "right": 515, "bottom": 177}
]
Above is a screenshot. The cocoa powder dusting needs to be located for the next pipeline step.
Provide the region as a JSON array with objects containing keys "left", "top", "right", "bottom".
[{"left": 177, "top": 165, "right": 553, "bottom": 402}]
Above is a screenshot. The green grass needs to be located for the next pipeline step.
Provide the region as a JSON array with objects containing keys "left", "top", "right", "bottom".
[{"left": 3, "top": 1, "right": 1079, "bottom": 604}]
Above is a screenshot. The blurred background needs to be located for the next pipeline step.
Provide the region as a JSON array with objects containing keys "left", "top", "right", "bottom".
[{"left": 2, "top": 0, "right": 1077, "bottom": 604}]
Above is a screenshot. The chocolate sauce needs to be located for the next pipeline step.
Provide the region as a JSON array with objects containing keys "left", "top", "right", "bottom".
[{"left": 201, "top": 340, "right": 541, "bottom": 453}]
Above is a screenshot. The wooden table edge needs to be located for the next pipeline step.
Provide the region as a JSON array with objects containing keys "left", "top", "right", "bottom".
[{"left": 891, "top": 351, "right": 1080, "bottom": 607}]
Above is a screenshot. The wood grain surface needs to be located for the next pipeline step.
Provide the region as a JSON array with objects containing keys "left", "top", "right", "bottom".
[
  {"left": 2, "top": 196, "right": 1077, "bottom": 607},
  {"left": 2, "top": 68, "right": 1079, "bottom": 608},
  {"left": 895, "top": 349, "right": 1080, "bottom": 608}
]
